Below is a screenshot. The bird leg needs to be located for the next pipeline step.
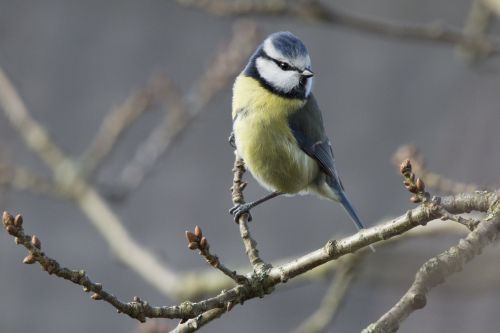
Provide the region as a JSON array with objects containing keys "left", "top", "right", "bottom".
[{"left": 229, "top": 191, "right": 282, "bottom": 223}]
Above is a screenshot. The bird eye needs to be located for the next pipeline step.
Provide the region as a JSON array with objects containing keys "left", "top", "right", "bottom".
[{"left": 278, "top": 62, "right": 292, "bottom": 71}]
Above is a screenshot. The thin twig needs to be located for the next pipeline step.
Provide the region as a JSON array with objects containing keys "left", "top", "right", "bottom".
[
  {"left": 1, "top": 212, "right": 186, "bottom": 322},
  {"left": 2, "top": 211, "right": 248, "bottom": 322},
  {"left": 231, "top": 156, "right": 267, "bottom": 270},
  {"left": 398, "top": 157, "right": 486, "bottom": 233},
  {"left": 393, "top": 144, "right": 484, "bottom": 194},
  {"left": 0, "top": 66, "right": 181, "bottom": 298},
  {"left": 185, "top": 225, "right": 248, "bottom": 284},
  {"left": 364, "top": 200, "right": 500, "bottom": 333},
  {"left": 239, "top": 218, "right": 266, "bottom": 269},
  {"left": 438, "top": 209, "right": 481, "bottom": 231},
  {"left": 106, "top": 79, "right": 187, "bottom": 199},
  {"left": 292, "top": 253, "right": 363, "bottom": 333},
  {"left": 79, "top": 76, "right": 168, "bottom": 178},
  {"left": 176, "top": 0, "right": 500, "bottom": 56},
  {"left": 169, "top": 308, "right": 226, "bottom": 333}
]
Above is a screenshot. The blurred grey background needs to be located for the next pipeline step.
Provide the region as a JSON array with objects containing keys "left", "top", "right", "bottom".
[{"left": 0, "top": 0, "right": 499, "bottom": 332}]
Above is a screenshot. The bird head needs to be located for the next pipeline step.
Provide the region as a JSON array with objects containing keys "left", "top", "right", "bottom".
[{"left": 244, "top": 31, "right": 314, "bottom": 100}]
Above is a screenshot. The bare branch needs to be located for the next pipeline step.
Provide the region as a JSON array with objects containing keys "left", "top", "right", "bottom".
[
  {"left": 231, "top": 156, "right": 268, "bottom": 270},
  {"left": 267, "top": 191, "right": 497, "bottom": 284},
  {"left": 181, "top": 221, "right": 473, "bottom": 300},
  {"left": 3, "top": 188, "right": 497, "bottom": 329},
  {"left": 1, "top": 212, "right": 183, "bottom": 322},
  {"left": 438, "top": 212, "right": 481, "bottom": 231},
  {"left": 2, "top": 213, "right": 248, "bottom": 323},
  {"left": 169, "top": 308, "right": 226, "bottom": 333},
  {"left": 364, "top": 200, "right": 500, "bottom": 333},
  {"left": 79, "top": 76, "right": 167, "bottom": 178},
  {"left": 176, "top": 0, "right": 500, "bottom": 56},
  {"left": 106, "top": 79, "right": 187, "bottom": 199},
  {"left": 185, "top": 225, "right": 248, "bottom": 284},
  {"left": 1, "top": 211, "right": 249, "bottom": 323},
  {"left": 0, "top": 66, "right": 182, "bottom": 298}
]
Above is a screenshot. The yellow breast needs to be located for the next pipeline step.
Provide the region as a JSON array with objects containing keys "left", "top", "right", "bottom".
[{"left": 232, "top": 75, "right": 318, "bottom": 193}]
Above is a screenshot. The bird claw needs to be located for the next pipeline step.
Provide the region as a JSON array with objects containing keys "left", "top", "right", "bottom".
[
  {"left": 228, "top": 132, "right": 236, "bottom": 148},
  {"left": 229, "top": 203, "right": 253, "bottom": 223}
]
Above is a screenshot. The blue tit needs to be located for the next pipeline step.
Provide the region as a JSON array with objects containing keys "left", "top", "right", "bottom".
[{"left": 230, "top": 31, "right": 370, "bottom": 240}]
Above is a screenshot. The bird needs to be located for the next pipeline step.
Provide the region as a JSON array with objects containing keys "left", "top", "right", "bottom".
[{"left": 230, "top": 31, "right": 372, "bottom": 246}]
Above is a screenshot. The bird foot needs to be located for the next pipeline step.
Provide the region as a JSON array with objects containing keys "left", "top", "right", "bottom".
[
  {"left": 229, "top": 203, "right": 253, "bottom": 223},
  {"left": 228, "top": 132, "right": 236, "bottom": 148}
]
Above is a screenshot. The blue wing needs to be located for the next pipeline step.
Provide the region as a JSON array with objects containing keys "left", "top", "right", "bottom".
[{"left": 288, "top": 94, "right": 367, "bottom": 231}]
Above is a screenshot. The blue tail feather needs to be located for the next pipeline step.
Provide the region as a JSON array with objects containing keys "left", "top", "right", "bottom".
[
  {"left": 337, "top": 190, "right": 365, "bottom": 230},
  {"left": 337, "top": 190, "right": 376, "bottom": 253}
]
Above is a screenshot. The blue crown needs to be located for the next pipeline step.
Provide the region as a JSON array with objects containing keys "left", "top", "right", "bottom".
[{"left": 268, "top": 31, "right": 308, "bottom": 59}]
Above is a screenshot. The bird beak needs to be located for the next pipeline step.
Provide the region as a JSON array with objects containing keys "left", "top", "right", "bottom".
[{"left": 301, "top": 69, "right": 314, "bottom": 78}]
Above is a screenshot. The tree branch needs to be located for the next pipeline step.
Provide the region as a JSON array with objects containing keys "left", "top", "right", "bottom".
[
  {"left": 231, "top": 156, "right": 268, "bottom": 270},
  {"left": 2, "top": 187, "right": 498, "bottom": 329},
  {"left": 364, "top": 198, "right": 500, "bottom": 333},
  {"left": 2, "top": 212, "right": 174, "bottom": 322},
  {"left": 169, "top": 308, "right": 226, "bottom": 333},
  {"left": 268, "top": 191, "right": 497, "bottom": 284},
  {"left": 185, "top": 225, "right": 248, "bottom": 284},
  {"left": 176, "top": 0, "right": 500, "bottom": 56},
  {"left": 0, "top": 66, "right": 182, "bottom": 298},
  {"left": 79, "top": 76, "right": 166, "bottom": 178}
]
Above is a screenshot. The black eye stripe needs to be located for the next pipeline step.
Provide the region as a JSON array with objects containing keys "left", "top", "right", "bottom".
[
  {"left": 274, "top": 59, "right": 295, "bottom": 71},
  {"left": 260, "top": 53, "right": 298, "bottom": 72}
]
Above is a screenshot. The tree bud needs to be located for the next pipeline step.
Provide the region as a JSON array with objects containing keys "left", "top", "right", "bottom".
[
  {"left": 13, "top": 214, "right": 23, "bottom": 227},
  {"left": 31, "top": 235, "right": 41, "bottom": 249},
  {"left": 23, "top": 254, "right": 36, "bottom": 264},
  {"left": 194, "top": 226, "right": 202, "bottom": 238}
]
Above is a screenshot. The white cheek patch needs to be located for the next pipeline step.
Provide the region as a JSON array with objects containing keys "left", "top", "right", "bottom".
[{"left": 256, "top": 57, "right": 300, "bottom": 93}]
